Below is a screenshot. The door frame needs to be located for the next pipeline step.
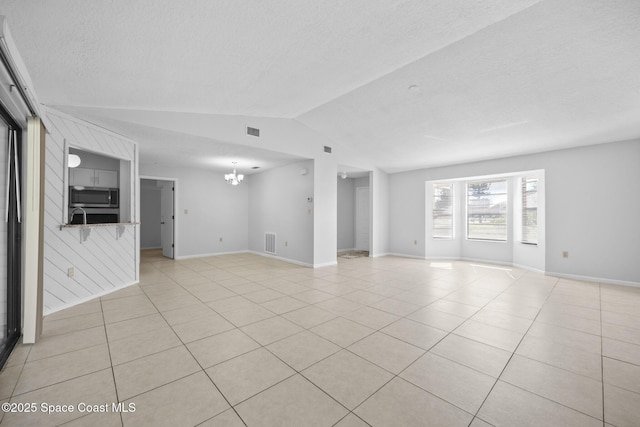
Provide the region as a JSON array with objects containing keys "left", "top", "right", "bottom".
[
  {"left": 355, "top": 186, "right": 370, "bottom": 252},
  {"left": 139, "top": 176, "right": 178, "bottom": 259}
]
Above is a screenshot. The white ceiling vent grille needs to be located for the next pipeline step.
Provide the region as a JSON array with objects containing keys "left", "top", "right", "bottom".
[
  {"left": 265, "top": 232, "right": 276, "bottom": 254},
  {"left": 247, "top": 126, "right": 260, "bottom": 137}
]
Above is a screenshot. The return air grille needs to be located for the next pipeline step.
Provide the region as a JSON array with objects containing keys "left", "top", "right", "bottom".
[
  {"left": 247, "top": 126, "right": 260, "bottom": 137},
  {"left": 265, "top": 232, "right": 276, "bottom": 254}
]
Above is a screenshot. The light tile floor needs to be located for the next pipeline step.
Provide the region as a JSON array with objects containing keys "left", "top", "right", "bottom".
[{"left": 2, "top": 251, "right": 640, "bottom": 426}]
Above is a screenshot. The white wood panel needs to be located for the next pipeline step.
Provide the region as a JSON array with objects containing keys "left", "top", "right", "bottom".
[{"left": 42, "top": 109, "right": 138, "bottom": 314}]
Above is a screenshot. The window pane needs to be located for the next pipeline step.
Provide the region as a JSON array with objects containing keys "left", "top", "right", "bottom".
[
  {"left": 433, "top": 183, "right": 453, "bottom": 239},
  {"left": 467, "top": 180, "right": 507, "bottom": 241},
  {"left": 522, "top": 178, "right": 538, "bottom": 244}
]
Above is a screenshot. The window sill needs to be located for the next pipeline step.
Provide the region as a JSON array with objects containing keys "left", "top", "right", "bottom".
[{"left": 466, "top": 238, "right": 508, "bottom": 244}]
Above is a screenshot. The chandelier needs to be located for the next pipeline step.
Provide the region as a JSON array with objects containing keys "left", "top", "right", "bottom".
[{"left": 224, "top": 162, "right": 244, "bottom": 185}]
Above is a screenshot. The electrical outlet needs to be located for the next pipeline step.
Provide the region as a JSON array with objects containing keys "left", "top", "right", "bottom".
[
  {"left": 285, "top": 241, "right": 288, "bottom": 246},
  {"left": 414, "top": 240, "right": 417, "bottom": 245},
  {"left": 562, "top": 251, "right": 569, "bottom": 258},
  {"left": 219, "top": 237, "right": 223, "bottom": 242},
  {"left": 67, "top": 267, "right": 74, "bottom": 278},
  {"left": 184, "top": 209, "right": 189, "bottom": 214}
]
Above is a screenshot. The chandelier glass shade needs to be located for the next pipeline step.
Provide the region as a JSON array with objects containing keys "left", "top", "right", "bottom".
[{"left": 224, "top": 162, "right": 244, "bottom": 186}]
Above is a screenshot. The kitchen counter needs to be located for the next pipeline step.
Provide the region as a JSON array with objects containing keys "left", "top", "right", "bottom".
[{"left": 60, "top": 222, "right": 139, "bottom": 230}]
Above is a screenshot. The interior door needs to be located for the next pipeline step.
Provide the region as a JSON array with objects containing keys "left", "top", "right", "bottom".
[
  {"left": 356, "top": 187, "right": 370, "bottom": 251},
  {"left": 160, "top": 181, "right": 174, "bottom": 258}
]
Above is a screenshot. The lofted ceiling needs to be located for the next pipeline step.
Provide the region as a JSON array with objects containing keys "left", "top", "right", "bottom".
[{"left": 2, "top": 0, "right": 640, "bottom": 173}]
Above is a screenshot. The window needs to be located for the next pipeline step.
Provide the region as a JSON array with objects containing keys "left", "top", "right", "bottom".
[
  {"left": 521, "top": 177, "right": 538, "bottom": 244},
  {"left": 432, "top": 183, "right": 453, "bottom": 239},
  {"left": 467, "top": 179, "right": 507, "bottom": 241}
]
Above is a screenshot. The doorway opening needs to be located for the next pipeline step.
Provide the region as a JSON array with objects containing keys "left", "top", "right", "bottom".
[
  {"left": 140, "top": 177, "right": 176, "bottom": 259},
  {"left": 336, "top": 168, "right": 371, "bottom": 258}
]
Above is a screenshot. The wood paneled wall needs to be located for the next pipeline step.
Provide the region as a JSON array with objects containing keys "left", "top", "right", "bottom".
[{"left": 42, "top": 109, "right": 138, "bottom": 314}]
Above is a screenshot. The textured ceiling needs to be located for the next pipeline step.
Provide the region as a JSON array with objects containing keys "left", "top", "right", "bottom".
[{"left": 2, "top": 0, "right": 640, "bottom": 172}]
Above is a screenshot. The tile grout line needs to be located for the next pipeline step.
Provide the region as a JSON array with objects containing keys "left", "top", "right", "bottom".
[
  {"left": 3, "top": 342, "right": 32, "bottom": 406},
  {"left": 280, "top": 273, "right": 486, "bottom": 421},
  {"left": 362, "top": 272, "right": 532, "bottom": 425},
  {"left": 464, "top": 274, "right": 559, "bottom": 425},
  {"left": 99, "top": 297, "right": 124, "bottom": 427},
  {"left": 23, "top": 254, "right": 640, "bottom": 426},
  {"left": 322, "top": 269, "right": 507, "bottom": 422},
  {"left": 471, "top": 276, "right": 609, "bottom": 425},
  {"left": 127, "top": 261, "right": 249, "bottom": 426}
]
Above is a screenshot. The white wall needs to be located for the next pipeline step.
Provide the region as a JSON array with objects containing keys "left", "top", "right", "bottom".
[
  {"left": 371, "top": 168, "right": 389, "bottom": 257},
  {"left": 140, "top": 181, "right": 161, "bottom": 249},
  {"left": 337, "top": 177, "right": 355, "bottom": 251},
  {"left": 139, "top": 163, "right": 248, "bottom": 258},
  {"left": 68, "top": 148, "right": 120, "bottom": 171},
  {"left": 390, "top": 139, "right": 640, "bottom": 285},
  {"left": 43, "top": 109, "right": 138, "bottom": 314},
  {"left": 312, "top": 157, "right": 338, "bottom": 266},
  {"left": 80, "top": 110, "right": 380, "bottom": 268},
  {"left": 248, "top": 160, "right": 314, "bottom": 265}
]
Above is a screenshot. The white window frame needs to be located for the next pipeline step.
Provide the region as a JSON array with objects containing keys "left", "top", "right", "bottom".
[
  {"left": 466, "top": 179, "right": 508, "bottom": 242},
  {"left": 520, "top": 177, "right": 538, "bottom": 245},
  {"left": 432, "top": 183, "right": 454, "bottom": 240}
]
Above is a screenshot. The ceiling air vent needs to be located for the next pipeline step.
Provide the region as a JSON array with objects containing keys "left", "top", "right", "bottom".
[
  {"left": 247, "top": 126, "right": 260, "bottom": 137},
  {"left": 323, "top": 145, "right": 332, "bottom": 154},
  {"left": 251, "top": 166, "right": 260, "bottom": 170}
]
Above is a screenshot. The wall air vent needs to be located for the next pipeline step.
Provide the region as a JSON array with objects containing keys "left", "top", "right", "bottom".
[
  {"left": 265, "top": 232, "right": 276, "bottom": 254},
  {"left": 247, "top": 126, "right": 260, "bottom": 137},
  {"left": 323, "top": 145, "right": 332, "bottom": 154}
]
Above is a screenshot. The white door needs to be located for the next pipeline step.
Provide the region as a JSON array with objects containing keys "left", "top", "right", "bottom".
[
  {"left": 356, "top": 187, "right": 370, "bottom": 251},
  {"left": 160, "top": 181, "right": 174, "bottom": 258}
]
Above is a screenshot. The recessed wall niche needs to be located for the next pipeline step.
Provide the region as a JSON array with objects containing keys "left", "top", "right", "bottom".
[{"left": 66, "top": 147, "right": 132, "bottom": 224}]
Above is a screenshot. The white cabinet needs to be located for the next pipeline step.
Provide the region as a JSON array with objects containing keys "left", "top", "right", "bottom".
[
  {"left": 95, "top": 169, "right": 118, "bottom": 187},
  {"left": 69, "top": 168, "right": 94, "bottom": 186},
  {"left": 70, "top": 168, "right": 118, "bottom": 188}
]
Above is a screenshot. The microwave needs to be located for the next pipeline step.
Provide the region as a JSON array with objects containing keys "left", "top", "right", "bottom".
[{"left": 69, "top": 186, "right": 119, "bottom": 208}]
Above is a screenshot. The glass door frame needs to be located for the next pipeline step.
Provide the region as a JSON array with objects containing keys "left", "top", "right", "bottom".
[{"left": 0, "top": 105, "right": 23, "bottom": 369}]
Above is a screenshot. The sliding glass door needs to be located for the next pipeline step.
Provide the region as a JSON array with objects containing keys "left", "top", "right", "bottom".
[{"left": 0, "top": 109, "right": 22, "bottom": 368}]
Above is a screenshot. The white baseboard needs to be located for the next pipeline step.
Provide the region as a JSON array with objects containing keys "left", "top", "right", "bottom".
[
  {"left": 546, "top": 271, "right": 640, "bottom": 288},
  {"left": 247, "top": 250, "right": 314, "bottom": 268},
  {"left": 512, "top": 263, "right": 546, "bottom": 275},
  {"left": 368, "top": 251, "right": 391, "bottom": 258},
  {"left": 387, "top": 252, "right": 425, "bottom": 260},
  {"left": 388, "top": 254, "right": 638, "bottom": 288},
  {"left": 174, "top": 250, "right": 248, "bottom": 260},
  {"left": 461, "top": 257, "right": 514, "bottom": 267},
  {"left": 43, "top": 280, "right": 139, "bottom": 316},
  {"left": 314, "top": 260, "right": 338, "bottom": 268}
]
